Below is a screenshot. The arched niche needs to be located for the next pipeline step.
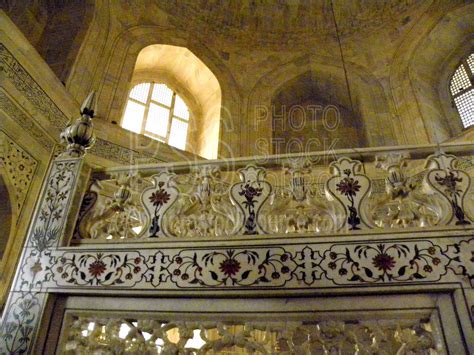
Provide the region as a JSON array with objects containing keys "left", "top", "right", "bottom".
[
  {"left": 79, "top": 25, "right": 240, "bottom": 160},
  {"left": 390, "top": 2, "right": 474, "bottom": 144},
  {"left": 270, "top": 71, "right": 366, "bottom": 154},
  {"left": 125, "top": 44, "right": 222, "bottom": 159},
  {"left": 0, "top": 174, "right": 13, "bottom": 259},
  {"left": 246, "top": 56, "right": 395, "bottom": 156}
]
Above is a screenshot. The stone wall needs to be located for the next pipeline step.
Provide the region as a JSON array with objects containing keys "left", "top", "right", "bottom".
[
  {"left": 2, "top": 0, "right": 94, "bottom": 82},
  {"left": 6, "top": 3, "right": 473, "bottom": 158},
  {"left": 4, "top": 2, "right": 474, "bottom": 158},
  {"left": 46, "top": 0, "right": 471, "bottom": 159}
]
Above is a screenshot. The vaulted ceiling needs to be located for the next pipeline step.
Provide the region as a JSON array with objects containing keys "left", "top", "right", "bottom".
[{"left": 154, "top": 0, "right": 430, "bottom": 48}]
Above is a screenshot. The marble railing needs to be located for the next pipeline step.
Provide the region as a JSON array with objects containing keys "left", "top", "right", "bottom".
[
  {"left": 3, "top": 130, "right": 474, "bottom": 353},
  {"left": 71, "top": 143, "right": 474, "bottom": 243}
]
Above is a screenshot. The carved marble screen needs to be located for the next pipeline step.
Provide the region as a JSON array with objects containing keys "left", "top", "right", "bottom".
[{"left": 50, "top": 294, "right": 455, "bottom": 354}]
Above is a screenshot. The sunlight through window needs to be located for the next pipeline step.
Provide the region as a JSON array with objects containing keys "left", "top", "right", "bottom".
[
  {"left": 450, "top": 53, "right": 474, "bottom": 128},
  {"left": 121, "top": 82, "right": 190, "bottom": 149}
]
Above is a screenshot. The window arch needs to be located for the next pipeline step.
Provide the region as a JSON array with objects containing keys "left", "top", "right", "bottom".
[
  {"left": 121, "top": 82, "right": 190, "bottom": 150},
  {"left": 450, "top": 53, "right": 474, "bottom": 128}
]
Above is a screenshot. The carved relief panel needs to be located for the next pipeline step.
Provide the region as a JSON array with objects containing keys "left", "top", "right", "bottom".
[
  {"left": 424, "top": 153, "right": 472, "bottom": 225},
  {"left": 368, "top": 153, "right": 443, "bottom": 228}
]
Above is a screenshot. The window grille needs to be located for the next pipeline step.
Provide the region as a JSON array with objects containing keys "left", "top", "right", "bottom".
[
  {"left": 450, "top": 53, "right": 474, "bottom": 128},
  {"left": 122, "top": 82, "right": 190, "bottom": 150}
]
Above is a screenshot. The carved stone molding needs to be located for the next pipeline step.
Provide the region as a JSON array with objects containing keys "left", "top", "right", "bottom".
[
  {"left": 0, "top": 43, "right": 68, "bottom": 128},
  {"left": 0, "top": 43, "right": 161, "bottom": 165},
  {"left": 0, "top": 90, "right": 55, "bottom": 150},
  {"left": 90, "top": 138, "right": 161, "bottom": 165}
]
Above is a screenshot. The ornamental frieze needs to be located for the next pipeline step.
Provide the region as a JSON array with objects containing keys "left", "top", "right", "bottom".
[{"left": 20, "top": 236, "right": 474, "bottom": 292}]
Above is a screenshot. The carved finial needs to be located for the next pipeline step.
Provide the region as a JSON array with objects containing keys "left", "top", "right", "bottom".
[
  {"left": 60, "top": 91, "right": 96, "bottom": 157},
  {"left": 80, "top": 91, "right": 97, "bottom": 117}
]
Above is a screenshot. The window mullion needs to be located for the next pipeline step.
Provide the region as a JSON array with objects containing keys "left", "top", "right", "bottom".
[
  {"left": 140, "top": 83, "right": 154, "bottom": 134},
  {"left": 149, "top": 100, "right": 172, "bottom": 110},
  {"left": 166, "top": 92, "right": 176, "bottom": 143},
  {"left": 172, "top": 116, "right": 188, "bottom": 124},
  {"left": 128, "top": 97, "right": 145, "bottom": 105}
]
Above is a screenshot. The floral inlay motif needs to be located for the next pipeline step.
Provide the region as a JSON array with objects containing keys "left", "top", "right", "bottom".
[
  {"left": 372, "top": 252, "right": 396, "bottom": 272},
  {"left": 46, "top": 237, "right": 474, "bottom": 291},
  {"left": 52, "top": 253, "right": 148, "bottom": 286},
  {"left": 30, "top": 161, "right": 76, "bottom": 253},
  {"left": 149, "top": 186, "right": 171, "bottom": 206},
  {"left": 149, "top": 181, "right": 171, "bottom": 237},
  {"left": 239, "top": 184, "right": 263, "bottom": 234},
  {"left": 88, "top": 260, "right": 107, "bottom": 277},
  {"left": 0, "top": 292, "right": 41, "bottom": 354},
  {"left": 322, "top": 243, "right": 451, "bottom": 283},
  {"left": 165, "top": 248, "right": 297, "bottom": 287},
  {"left": 434, "top": 170, "right": 470, "bottom": 225},
  {"left": 336, "top": 170, "right": 361, "bottom": 196},
  {"left": 336, "top": 169, "right": 362, "bottom": 230},
  {"left": 1, "top": 158, "right": 80, "bottom": 355},
  {"left": 219, "top": 258, "right": 241, "bottom": 277}
]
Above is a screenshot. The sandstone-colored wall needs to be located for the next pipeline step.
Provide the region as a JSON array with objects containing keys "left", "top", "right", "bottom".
[
  {"left": 272, "top": 98, "right": 365, "bottom": 154},
  {"left": 2, "top": 0, "right": 94, "bottom": 82},
  {"left": 0, "top": 11, "right": 205, "bottom": 307},
  {"left": 2, "top": 2, "right": 474, "bottom": 158}
]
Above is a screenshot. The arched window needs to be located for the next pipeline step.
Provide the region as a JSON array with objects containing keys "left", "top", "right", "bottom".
[
  {"left": 450, "top": 53, "right": 474, "bottom": 128},
  {"left": 121, "top": 82, "right": 190, "bottom": 150}
]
